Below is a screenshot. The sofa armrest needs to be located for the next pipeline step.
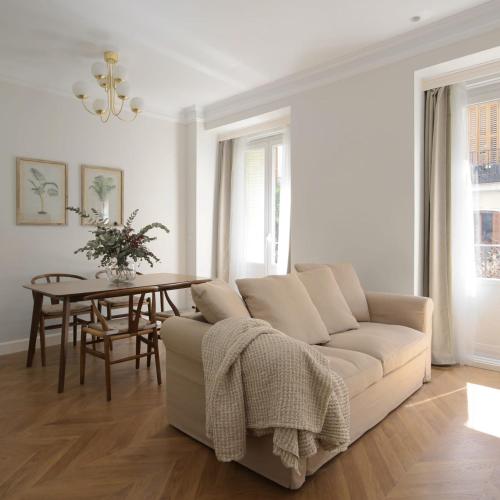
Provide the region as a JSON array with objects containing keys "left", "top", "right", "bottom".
[
  {"left": 160, "top": 316, "right": 211, "bottom": 363},
  {"left": 366, "top": 292, "right": 433, "bottom": 382},
  {"left": 366, "top": 292, "right": 433, "bottom": 334}
]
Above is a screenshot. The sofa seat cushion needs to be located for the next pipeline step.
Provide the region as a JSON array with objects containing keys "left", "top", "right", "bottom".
[
  {"left": 325, "top": 322, "right": 427, "bottom": 376},
  {"left": 313, "top": 346, "right": 383, "bottom": 398}
]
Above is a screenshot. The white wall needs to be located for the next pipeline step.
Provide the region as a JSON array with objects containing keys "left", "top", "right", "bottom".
[
  {"left": 195, "top": 125, "right": 218, "bottom": 278},
  {"left": 184, "top": 121, "right": 218, "bottom": 279},
  {"left": 203, "top": 27, "right": 500, "bottom": 295},
  {"left": 0, "top": 81, "right": 187, "bottom": 345}
]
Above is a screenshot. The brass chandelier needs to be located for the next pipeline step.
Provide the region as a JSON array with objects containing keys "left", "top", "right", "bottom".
[{"left": 72, "top": 50, "right": 144, "bottom": 122}]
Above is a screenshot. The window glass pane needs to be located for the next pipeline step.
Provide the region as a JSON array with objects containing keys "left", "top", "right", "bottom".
[
  {"left": 468, "top": 99, "right": 500, "bottom": 278},
  {"left": 244, "top": 148, "right": 265, "bottom": 263}
]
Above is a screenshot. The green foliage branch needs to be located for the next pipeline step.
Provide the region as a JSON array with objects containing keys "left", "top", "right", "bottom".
[{"left": 67, "top": 207, "right": 170, "bottom": 269}]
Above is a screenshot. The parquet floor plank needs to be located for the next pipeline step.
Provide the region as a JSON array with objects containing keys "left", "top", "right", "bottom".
[{"left": 0, "top": 341, "right": 499, "bottom": 499}]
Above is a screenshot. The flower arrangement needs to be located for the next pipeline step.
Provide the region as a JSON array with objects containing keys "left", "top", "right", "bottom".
[{"left": 67, "top": 207, "right": 169, "bottom": 281}]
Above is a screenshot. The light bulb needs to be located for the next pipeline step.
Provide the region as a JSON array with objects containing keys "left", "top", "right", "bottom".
[
  {"left": 130, "top": 97, "right": 144, "bottom": 113},
  {"left": 72, "top": 81, "right": 90, "bottom": 99},
  {"left": 113, "top": 64, "right": 127, "bottom": 82},
  {"left": 116, "top": 82, "right": 130, "bottom": 100},
  {"left": 93, "top": 98, "right": 107, "bottom": 115},
  {"left": 91, "top": 61, "right": 107, "bottom": 80}
]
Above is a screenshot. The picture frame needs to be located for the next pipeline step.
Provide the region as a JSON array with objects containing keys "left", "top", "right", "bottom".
[
  {"left": 16, "top": 157, "right": 68, "bottom": 225},
  {"left": 81, "top": 165, "right": 124, "bottom": 225}
]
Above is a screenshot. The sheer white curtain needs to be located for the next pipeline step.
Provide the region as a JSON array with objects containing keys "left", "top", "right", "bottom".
[
  {"left": 228, "top": 129, "right": 291, "bottom": 284},
  {"left": 277, "top": 128, "right": 291, "bottom": 275},
  {"left": 450, "top": 83, "right": 479, "bottom": 363},
  {"left": 228, "top": 136, "right": 248, "bottom": 284}
]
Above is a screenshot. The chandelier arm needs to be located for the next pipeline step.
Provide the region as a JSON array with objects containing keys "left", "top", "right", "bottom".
[
  {"left": 81, "top": 99, "right": 97, "bottom": 115},
  {"left": 115, "top": 111, "right": 138, "bottom": 122},
  {"left": 100, "top": 110, "right": 112, "bottom": 123},
  {"left": 111, "top": 98, "right": 124, "bottom": 117}
]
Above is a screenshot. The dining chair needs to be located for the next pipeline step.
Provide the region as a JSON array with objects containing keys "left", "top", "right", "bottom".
[
  {"left": 154, "top": 286, "right": 196, "bottom": 322},
  {"left": 95, "top": 270, "right": 151, "bottom": 319},
  {"left": 80, "top": 287, "right": 161, "bottom": 401},
  {"left": 30, "top": 273, "right": 93, "bottom": 366}
]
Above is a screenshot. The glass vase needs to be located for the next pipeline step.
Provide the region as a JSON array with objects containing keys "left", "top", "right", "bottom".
[{"left": 105, "top": 261, "right": 137, "bottom": 284}]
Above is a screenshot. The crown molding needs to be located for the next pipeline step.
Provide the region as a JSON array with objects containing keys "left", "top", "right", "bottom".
[
  {"left": 203, "top": 0, "right": 500, "bottom": 124},
  {"left": 0, "top": 74, "right": 182, "bottom": 123},
  {"left": 179, "top": 105, "right": 204, "bottom": 124}
]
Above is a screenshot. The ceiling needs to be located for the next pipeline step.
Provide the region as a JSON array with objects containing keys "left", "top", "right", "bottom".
[{"left": 0, "top": 0, "right": 492, "bottom": 119}]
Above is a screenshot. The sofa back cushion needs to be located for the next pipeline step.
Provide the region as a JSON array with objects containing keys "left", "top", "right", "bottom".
[
  {"left": 297, "top": 267, "right": 359, "bottom": 334},
  {"left": 236, "top": 273, "right": 330, "bottom": 344},
  {"left": 295, "top": 263, "right": 370, "bottom": 321},
  {"left": 191, "top": 279, "right": 250, "bottom": 324}
]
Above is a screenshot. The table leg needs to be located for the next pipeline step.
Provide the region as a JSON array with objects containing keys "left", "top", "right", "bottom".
[
  {"left": 26, "top": 292, "right": 43, "bottom": 368},
  {"left": 163, "top": 290, "right": 180, "bottom": 316},
  {"left": 57, "top": 297, "right": 71, "bottom": 393}
]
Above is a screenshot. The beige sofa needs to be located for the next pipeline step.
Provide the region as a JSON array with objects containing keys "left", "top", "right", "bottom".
[{"left": 161, "top": 290, "right": 433, "bottom": 489}]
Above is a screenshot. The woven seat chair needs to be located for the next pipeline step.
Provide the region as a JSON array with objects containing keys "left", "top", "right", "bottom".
[
  {"left": 80, "top": 287, "right": 161, "bottom": 401},
  {"left": 95, "top": 270, "right": 151, "bottom": 319},
  {"left": 30, "top": 273, "right": 93, "bottom": 366}
]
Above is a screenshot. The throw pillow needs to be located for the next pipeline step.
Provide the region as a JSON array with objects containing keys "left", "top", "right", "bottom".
[{"left": 236, "top": 273, "right": 330, "bottom": 344}]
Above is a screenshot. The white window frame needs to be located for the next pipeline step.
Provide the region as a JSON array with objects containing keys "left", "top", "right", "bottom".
[
  {"left": 467, "top": 80, "right": 500, "bottom": 281},
  {"left": 229, "top": 129, "right": 290, "bottom": 282},
  {"left": 245, "top": 133, "right": 283, "bottom": 275}
]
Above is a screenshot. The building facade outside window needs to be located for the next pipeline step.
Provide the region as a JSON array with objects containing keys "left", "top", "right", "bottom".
[{"left": 468, "top": 99, "right": 500, "bottom": 278}]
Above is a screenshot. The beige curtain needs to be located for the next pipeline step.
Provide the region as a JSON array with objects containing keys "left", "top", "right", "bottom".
[
  {"left": 215, "top": 140, "right": 233, "bottom": 281},
  {"left": 423, "top": 86, "right": 455, "bottom": 365}
]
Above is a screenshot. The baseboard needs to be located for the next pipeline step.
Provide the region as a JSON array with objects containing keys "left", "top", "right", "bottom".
[
  {"left": 473, "top": 342, "right": 500, "bottom": 359},
  {"left": 0, "top": 331, "right": 75, "bottom": 356},
  {"left": 467, "top": 354, "right": 500, "bottom": 373}
]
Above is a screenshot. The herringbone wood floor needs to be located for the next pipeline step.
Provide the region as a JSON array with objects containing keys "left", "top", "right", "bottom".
[{"left": 1, "top": 340, "right": 500, "bottom": 500}]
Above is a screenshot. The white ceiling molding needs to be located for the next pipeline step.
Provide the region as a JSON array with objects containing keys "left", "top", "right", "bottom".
[
  {"left": 180, "top": 105, "right": 204, "bottom": 124},
  {"left": 203, "top": 0, "right": 500, "bottom": 124}
]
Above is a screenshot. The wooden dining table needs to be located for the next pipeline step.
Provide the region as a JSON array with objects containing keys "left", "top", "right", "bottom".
[{"left": 23, "top": 273, "right": 210, "bottom": 393}]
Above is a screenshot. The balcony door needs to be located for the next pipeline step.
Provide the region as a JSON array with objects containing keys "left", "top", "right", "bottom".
[{"left": 229, "top": 132, "right": 290, "bottom": 281}]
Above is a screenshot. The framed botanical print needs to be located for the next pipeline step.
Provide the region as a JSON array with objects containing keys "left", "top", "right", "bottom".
[
  {"left": 81, "top": 165, "right": 123, "bottom": 225},
  {"left": 16, "top": 158, "right": 68, "bottom": 225}
]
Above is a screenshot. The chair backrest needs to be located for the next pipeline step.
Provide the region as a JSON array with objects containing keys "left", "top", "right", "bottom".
[
  {"left": 31, "top": 273, "right": 87, "bottom": 304},
  {"left": 85, "top": 286, "right": 157, "bottom": 333},
  {"left": 95, "top": 270, "right": 143, "bottom": 279},
  {"left": 31, "top": 273, "right": 86, "bottom": 284}
]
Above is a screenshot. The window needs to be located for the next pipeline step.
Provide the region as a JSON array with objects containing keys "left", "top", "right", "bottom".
[
  {"left": 477, "top": 211, "right": 494, "bottom": 243},
  {"left": 467, "top": 98, "right": 500, "bottom": 278},
  {"left": 230, "top": 132, "right": 290, "bottom": 280}
]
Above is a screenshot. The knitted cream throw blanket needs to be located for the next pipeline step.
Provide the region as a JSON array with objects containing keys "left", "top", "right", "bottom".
[{"left": 202, "top": 317, "right": 350, "bottom": 473}]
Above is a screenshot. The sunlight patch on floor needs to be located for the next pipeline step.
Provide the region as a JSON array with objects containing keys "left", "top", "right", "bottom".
[
  {"left": 466, "top": 383, "right": 500, "bottom": 438},
  {"left": 404, "top": 386, "right": 465, "bottom": 408}
]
